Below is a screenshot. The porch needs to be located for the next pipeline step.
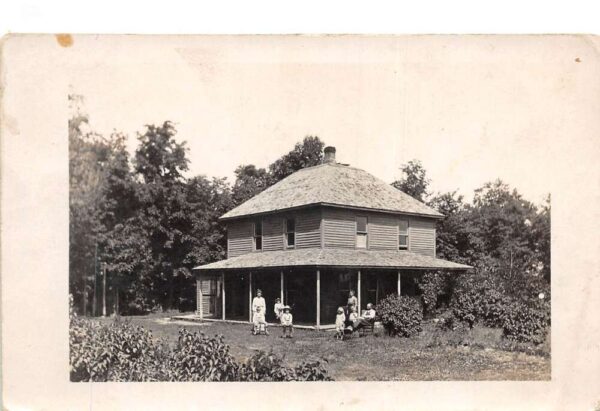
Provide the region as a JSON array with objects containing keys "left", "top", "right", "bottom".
[
  {"left": 193, "top": 248, "right": 470, "bottom": 329},
  {"left": 195, "top": 268, "right": 424, "bottom": 328}
]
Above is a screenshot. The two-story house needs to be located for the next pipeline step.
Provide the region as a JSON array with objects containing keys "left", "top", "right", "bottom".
[{"left": 194, "top": 146, "right": 470, "bottom": 328}]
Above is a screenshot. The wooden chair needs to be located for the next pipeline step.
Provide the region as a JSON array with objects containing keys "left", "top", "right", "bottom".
[{"left": 358, "top": 319, "right": 375, "bottom": 337}]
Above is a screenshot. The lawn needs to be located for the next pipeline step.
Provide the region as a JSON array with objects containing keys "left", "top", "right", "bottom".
[{"left": 95, "top": 313, "right": 550, "bottom": 381}]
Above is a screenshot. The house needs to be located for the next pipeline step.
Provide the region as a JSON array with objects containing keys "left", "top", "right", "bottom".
[{"left": 193, "top": 146, "right": 470, "bottom": 328}]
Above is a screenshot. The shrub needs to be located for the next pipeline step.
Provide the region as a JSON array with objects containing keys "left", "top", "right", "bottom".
[
  {"left": 502, "top": 300, "right": 550, "bottom": 344},
  {"left": 70, "top": 316, "right": 333, "bottom": 382},
  {"left": 165, "top": 329, "right": 240, "bottom": 381},
  {"left": 376, "top": 295, "right": 423, "bottom": 337},
  {"left": 448, "top": 272, "right": 551, "bottom": 344},
  {"left": 416, "top": 271, "right": 453, "bottom": 316},
  {"left": 449, "top": 273, "right": 511, "bottom": 328},
  {"left": 238, "top": 351, "right": 332, "bottom": 381},
  {"left": 294, "top": 360, "right": 332, "bottom": 381},
  {"left": 70, "top": 317, "right": 168, "bottom": 381}
]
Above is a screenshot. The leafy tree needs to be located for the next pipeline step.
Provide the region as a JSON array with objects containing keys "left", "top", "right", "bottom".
[
  {"left": 232, "top": 136, "right": 325, "bottom": 206},
  {"left": 391, "top": 160, "right": 430, "bottom": 202},
  {"left": 231, "top": 165, "right": 269, "bottom": 206},
  {"left": 268, "top": 136, "right": 324, "bottom": 182},
  {"left": 69, "top": 94, "right": 114, "bottom": 315},
  {"left": 132, "top": 122, "right": 192, "bottom": 310}
]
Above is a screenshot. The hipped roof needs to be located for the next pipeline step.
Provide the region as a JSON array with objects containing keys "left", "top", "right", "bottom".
[
  {"left": 221, "top": 163, "right": 443, "bottom": 220},
  {"left": 194, "top": 248, "right": 471, "bottom": 271}
]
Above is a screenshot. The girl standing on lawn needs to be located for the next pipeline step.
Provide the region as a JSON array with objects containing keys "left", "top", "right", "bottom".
[
  {"left": 335, "top": 307, "right": 346, "bottom": 339},
  {"left": 274, "top": 297, "right": 284, "bottom": 320},
  {"left": 280, "top": 306, "right": 293, "bottom": 338}
]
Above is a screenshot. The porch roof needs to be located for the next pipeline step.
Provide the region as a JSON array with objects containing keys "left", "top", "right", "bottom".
[{"left": 193, "top": 248, "right": 471, "bottom": 272}]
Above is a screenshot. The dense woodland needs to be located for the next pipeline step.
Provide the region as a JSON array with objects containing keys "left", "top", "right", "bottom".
[{"left": 69, "top": 96, "right": 550, "bottom": 324}]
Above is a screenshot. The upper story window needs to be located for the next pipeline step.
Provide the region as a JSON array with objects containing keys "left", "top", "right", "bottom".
[
  {"left": 356, "top": 216, "right": 368, "bottom": 248},
  {"left": 398, "top": 219, "right": 409, "bottom": 250},
  {"left": 285, "top": 218, "right": 296, "bottom": 248},
  {"left": 253, "top": 220, "right": 263, "bottom": 251}
]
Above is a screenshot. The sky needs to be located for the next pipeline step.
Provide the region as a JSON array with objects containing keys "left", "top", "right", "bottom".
[{"left": 69, "top": 35, "right": 590, "bottom": 205}]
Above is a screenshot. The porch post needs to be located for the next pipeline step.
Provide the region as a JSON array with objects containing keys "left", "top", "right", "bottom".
[
  {"left": 222, "top": 272, "right": 226, "bottom": 320},
  {"left": 397, "top": 271, "right": 402, "bottom": 296},
  {"left": 316, "top": 269, "right": 321, "bottom": 329},
  {"left": 280, "top": 270, "right": 284, "bottom": 304},
  {"left": 248, "top": 271, "right": 253, "bottom": 322},
  {"left": 357, "top": 269, "right": 361, "bottom": 313},
  {"left": 197, "top": 276, "right": 203, "bottom": 319}
]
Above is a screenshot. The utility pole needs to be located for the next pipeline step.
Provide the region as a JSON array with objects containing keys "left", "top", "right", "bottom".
[
  {"left": 115, "top": 283, "right": 119, "bottom": 317},
  {"left": 102, "top": 263, "right": 107, "bottom": 317},
  {"left": 93, "top": 243, "right": 98, "bottom": 317}
]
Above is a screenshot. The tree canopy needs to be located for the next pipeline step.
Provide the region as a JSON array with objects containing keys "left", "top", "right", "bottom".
[{"left": 69, "top": 101, "right": 549, "bottom": 316}]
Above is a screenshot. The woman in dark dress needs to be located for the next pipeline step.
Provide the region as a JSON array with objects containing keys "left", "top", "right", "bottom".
[{"left": 345, "top": 290, "right": 358, "bottom": 327}]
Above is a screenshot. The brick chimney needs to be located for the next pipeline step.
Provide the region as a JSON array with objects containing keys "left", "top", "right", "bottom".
[{"left": 323, "top": 146, "right": 336, "bottom": 164}]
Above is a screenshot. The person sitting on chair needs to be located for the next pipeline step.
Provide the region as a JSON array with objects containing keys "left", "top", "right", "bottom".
[
  {"left": 344, "top": 306, "right": 359, "bottom": 334},
  {"left": 253, "top": 305, "right": 269, "bottom": 335},
  {"left": 353, "top": 303, "right": 376, "bottom": 332}
]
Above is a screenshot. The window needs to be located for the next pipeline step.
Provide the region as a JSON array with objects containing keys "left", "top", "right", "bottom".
[
  {"left": 398, "top": 219, "right": 409, "bottom": 250},
  {"left": 285, "top": 218, "right": 295, "bottom": 248},
  {"left": 356, "top": 216, "right": 368, "bottom": 248},
  {"left": 253, "top": 220, "right": 262, "bottom": 251}
]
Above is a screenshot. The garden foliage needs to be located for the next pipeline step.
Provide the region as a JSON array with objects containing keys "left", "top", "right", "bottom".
[
  {"left": 377, "top": 295, "right": 423, "bottom": 337},
  {"left": 70, "top": 307, "right": 331, "bottom": 382},
  {"left": 447, "top": 271, "right": 550, "bottom": 343}
]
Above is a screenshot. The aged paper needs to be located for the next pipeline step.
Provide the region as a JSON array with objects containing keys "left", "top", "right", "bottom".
[{"left": 1, "top": 34, "right": 600, "bottom": 410}]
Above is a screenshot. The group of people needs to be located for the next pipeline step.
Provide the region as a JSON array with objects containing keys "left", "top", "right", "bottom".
[
  {"left": 335, "top": 290, "right": 377, "bottom": 339},
  {"left": 250, "top": 289, "right": 376, "bottom": 340},
  {"left": 251, "top": 289, "right": 293, "bottom": 337}
]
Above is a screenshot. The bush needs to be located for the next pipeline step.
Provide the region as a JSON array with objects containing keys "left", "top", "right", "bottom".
[
  {"left": 502, "top": 300, "right": 550, "bottom": 344},
  {"left": 165, "top": 329, "right": 240, "bottom": 381},
  {"left": 70, "top": 316, "right": 170, "bottom": 381},
  {"left": 376, "top": 295, "right": 423, "bottom": 337},
  {"left": 69, "top": 313, "right": 333, "bottom": 382},
  {"left": 239, "top": 351, "right": 332, "bottom": 381},
  {"left": 416, "top": 271, "right": 453, "bottom": 316},
  {"left": 450, "top": 272, "right": 503, "bottom": 327},
  {"left": 448, "top": 272, "right": 551, "bottom": 343}
]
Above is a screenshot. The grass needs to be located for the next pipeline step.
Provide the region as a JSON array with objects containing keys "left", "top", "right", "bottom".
[{"left": 94, "top": 313, "right": 550, "bottom": 381}]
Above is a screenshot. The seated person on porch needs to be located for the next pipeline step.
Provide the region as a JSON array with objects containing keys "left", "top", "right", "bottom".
[
  {"left": 253, "top": 306, "right": 269, "bottom": 335},
  {"left": 280, "top": 306, "right": 293, "bottom": 338},
  {"left": 274, "top": 297, "right": 284, "bottom": 320},
  {"left": 344, "top": 306, "right": 359, "bottom": 333},
  {"left": 353, "top": 303, "right": 376, "bottom": 332},
  {"left": 335, "top": 307, "right": 346, "bottom": 339}
]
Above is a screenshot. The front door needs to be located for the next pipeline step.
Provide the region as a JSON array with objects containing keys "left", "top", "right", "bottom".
[{"left": 199, "top": 275, "right": 221, "bottom": 318}]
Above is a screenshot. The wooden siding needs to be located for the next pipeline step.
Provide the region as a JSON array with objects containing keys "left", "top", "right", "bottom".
[
  {"left": 323, "top": 208, "right": 356, "bottom": 248},
  {"left": 369, "top": 214, "right": 399, "bottom": 250},
  {"left": 225, "top": 207, "right": 437, "bottom": 256},
  {"left": 295, "top": 209, "right": 321, "bottom": 248},
  {"left": 262, "top": 216, "right": 284, "bottom": 251},
  {"left": 321, "top": 207, "right": 436, "bottom": 254},
  {"left": 409, "top": 218, "right": 436, "bottom": 256},
  {"left": 227, "top": 220, "right": 254, "bottom": 258}
]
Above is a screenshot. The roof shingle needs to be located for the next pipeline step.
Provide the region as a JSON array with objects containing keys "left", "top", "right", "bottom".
[
  {"left": 194, "top": 248, "right": 471, "bottom": 271},
  {"left": 221, "top": 163, "right": 443, "bottom": 220}
]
